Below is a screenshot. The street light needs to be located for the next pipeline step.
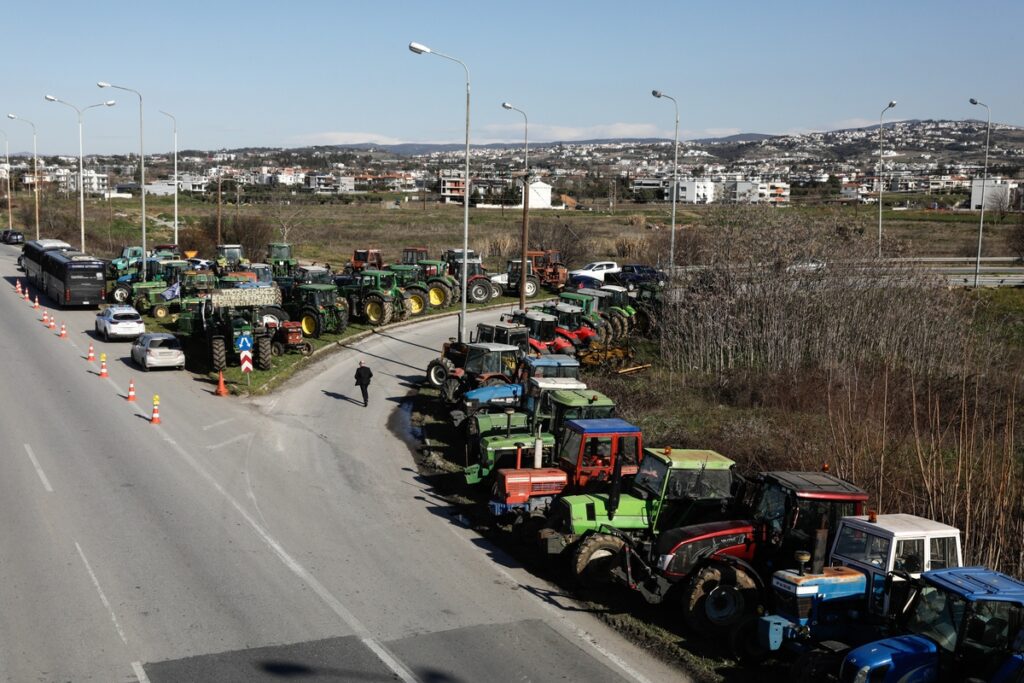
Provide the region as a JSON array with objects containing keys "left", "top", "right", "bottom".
[
  {"left": 877, "top": 100, "right": 896, "bottom": 258},
  {"left": 7, "top": 114, "right": 39, "bottom": 240},
  {"left": 652, "top": 89, "right": 679, "bottom": 276},
  {"left": 98, "top": 81, "right": 147, "bottom": 280},
  {"left": 502, "top": 101, "right": 529, "bottom": 310},
  {"left": 970, "top": 98, "right": 991, "bottom": 289},
  {"left": 410, "top": 40, "right": 471, "bottom": 343},
  {"left": 159, "top": 110, "right": 178, "bottom": 246},
  {"left": 0, "top": 129, "right": 11, "bottom": 232},
  {"left": 45, "top": 95, "right": 115, "bottom": 252}
]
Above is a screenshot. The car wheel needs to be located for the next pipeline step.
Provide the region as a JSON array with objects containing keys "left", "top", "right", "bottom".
[{"left": 103, "top": 328, "right": 110, "bottom": 342}]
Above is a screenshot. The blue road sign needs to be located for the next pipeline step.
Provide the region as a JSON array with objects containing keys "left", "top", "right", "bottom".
[{"left": 238, "top": 334, "right": 253, "bottom": 351}]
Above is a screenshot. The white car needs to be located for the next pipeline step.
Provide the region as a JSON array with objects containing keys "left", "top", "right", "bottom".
[
  {"left": 95, "top": 305, "right": 145, "bottom": 341},
  {"left": 131, "top": 333, "right": 186, "bottom": 371},
  {"left": 569, "top": 261, "right": 621, "bottom": 282}
]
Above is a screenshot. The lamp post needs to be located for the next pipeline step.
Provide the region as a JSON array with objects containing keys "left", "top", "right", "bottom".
[
  {"left": 877, "top": 100, "right": 896, "bottom": 258},
  {"left": 7, "top": 114, "right": 39, "bottom": 239},
  {"left": 98, "top": 81, "right": 146, "bottom": 279},
  {"left": 652, "top": 90, "right": 679, "bottom": 276},
  {"left": 45, "top": 95, "right": 115, "bottom": 252},
  {"left": 502, "top": 102, "right": 529, "bottom": 310},
  {"left": 0, "top": 130, "right": 11, "bottom": 232},
  {"left": 410, "top": 41, "right": 471, "bottom": 343},
  {"left": 970, "top": 98, "right": 991, "bottom": 288},
  {"left": 159, "top": 110, "right": 178, "bottom": 246}
]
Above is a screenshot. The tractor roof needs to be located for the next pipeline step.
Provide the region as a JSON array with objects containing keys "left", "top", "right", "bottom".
[
  {"left": 646, "top": 448, "right": 735, "bottom": 470},
  {"left": 550, "top": 389, "right": 614, "bottom": 407},
  {"left": 529, "top": 377, "right": 587, "bottom": 392},
  {"left": 840, "top": 514, "right": 960, "bottom": 539},
  {"left": 481, "top": 320, "right": 525, "bottom": 331},
  {"left": 554, "top": 303, "right": 584, "bottom": 313},
  {"left": 601, "top": 284, "right": 628, "bottom": 293},
  {"left": 468, "top": 342, "right": 521, "bottom": 353},
  {"left": 764, "top": 471, "right": 868, "bottom": 501},
  {"left": 564, "top": 418, "right": 640, "bottom": 434},
  {"left": 924, "top": 567, "right": 1024, "bottom": 604},
  {"left": 361, "top": 269, "right": 391, "bottom": 277},
  {"left": 577, "top": 288, "right": 612, "bottom": 298},
  {"left": 524, "top": 311, "right": 557, "bottom": 322},
  {"left": 298, "top": 265, "right": 330, "bottom": 274},
  {"left": 524, "top": 354, "right": 579, "bottom": 368}
]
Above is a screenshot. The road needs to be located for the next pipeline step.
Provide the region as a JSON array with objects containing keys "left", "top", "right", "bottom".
[{"left": 0, "top": 244, "right": 684, "bottom": 683}]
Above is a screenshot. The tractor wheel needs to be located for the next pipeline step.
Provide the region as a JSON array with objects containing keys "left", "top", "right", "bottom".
[
  {"left": 258, "top": 305, "right": 290, "bottom": 328},
  {"left": 363, "top": 295, "right": 393, "bottom": 326},
  {"left": 524, "top": 276, "right": 540, "bottom": 298},
  {"left": 300, "top": 308, "right": 322, "bottom": 338},
  {"left": 489, "top": 282, "right": 503, "bottom": 300},
  {"left": 610, "top": 311, "right": 629, "bottom": 338},
  {"left": 256, "top": 335, "right": 272, "bottom": 370},
  {"left": 405, "top": 287, "right": 429, "bottom": 315},
  {"left": 427, "top": 283, "right": 450, "bottom": 308},
  {"left": 333, "top": 305, "right": 349, "bottom": 334},
  {"left": 152, "top": 303, "right": 170, "bottom": 321},
  {"left": 271, "top": 341, "right": 285, "bottom": 357},
  {"left": 397, "top": 294, "right": 412, "bottom": 322},
  {"left": 572, "top": 533, "right": 625, "bottom": 588},
  {"left": 683, "top": 564, "right": 759, "bottom": 635},
  {"left": 299, "top": 342, "right": 313, "bottom": 356},
  {"left": 112, "top": 284, "right": 132, "bottom": 304},
  {"left": 587, "top": 320, "right": 611, "bottom": 346},
  {"left": 440, "top": 377, "right": 462, "bottom": 404},
  {"left": 468, "top": 280, "right": 491, "bottom": 304},
  {"left": 427, "top": 357, "right": 456, "bottom": 387},
  {"left": 210, "top": 337, "right": 227, "bottom": 372}
]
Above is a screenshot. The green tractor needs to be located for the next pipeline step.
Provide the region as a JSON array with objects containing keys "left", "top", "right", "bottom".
[
  {"left": 267, "top": 242, "right": 298, "bottom": 278},
  {"left": 281, "top": 283, "right": 349, "bottom": 338},
  {"left": 384, "top": 264, "right": 433, "bottom": 316},
  {"left": 577, "top": 287, "right": 632, "bottom": 339},
  {"left": 176, "top": 299, "right": 273, "bottom": 372},
  {"left": 632, "top": 282, "right": 666, "bottom": 337},
  {"left": 335, "top": 269, "right": 411, "bottom": 327},
  {"left": 558, "top": 291, "right": 612, "bottom": 344},
  {"left": 399, "top": 248, "right": 457, "bottom": 308}
]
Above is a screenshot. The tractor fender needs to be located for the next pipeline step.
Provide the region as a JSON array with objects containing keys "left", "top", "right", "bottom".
[{"left": 696, "top": 554, "right": 766, "bottom": 593}]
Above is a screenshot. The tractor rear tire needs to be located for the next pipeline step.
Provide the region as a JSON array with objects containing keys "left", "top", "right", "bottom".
[
  {"left": 683, "top": 564, "right": 759, "bottom": 635},
  {"left": 427, "top": 357, "right": 456, "bottom": 387},
  {"left": 300, "top": 308, "right": 322, "bottom": 338},
  {"left": 363, "top": 295, "right": 393, "bottom": 326},
  {"left": 524, "top": 276, "right": 540, "bottom": 298},
  {"left": 405, "top": 287, "right": 428, "bottom": 315},
  {"left": 210, "top": 337, "right": 227, "bottom": 372},
  {"left": 271, "top": 341, "right": 285, "bottom": 357},
  {"left": 152, "top": 303, "right": 170, "bottom": 321},
  {"left": 573, "top": 533, "right": 624, "bottom": 588},
  {"left": 258, "top": 305, "right": 289, "bottom": 328},
  {"left": 468, "top": 280, "right": 491, "bottom": 304},
  {"left": 112, "top": 284, "right": 132, "bottom": 304},
  {"left": 256, "top": 335, "right": 272, "bottom": 370},
  {"left": 334, "top": 305, "right": 349, "bottom": 334},
  {"left": 610, "top": 311, "right": 628, "bottom": 338},
  {"left": 440, "top": 377, "right": 462, "bottom": 404}
]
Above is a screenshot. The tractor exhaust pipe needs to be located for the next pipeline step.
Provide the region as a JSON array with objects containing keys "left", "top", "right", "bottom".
[
  {"left": 533, "top": 436, "right": 543, "bottom": 469},
  {"left": 812, "top": 527, "right": 828, "bottom": 574}
]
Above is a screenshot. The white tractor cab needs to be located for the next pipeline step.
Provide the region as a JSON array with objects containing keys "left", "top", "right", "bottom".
[{"left": 756, "top": 513, "right": 963, "bottom": 661}]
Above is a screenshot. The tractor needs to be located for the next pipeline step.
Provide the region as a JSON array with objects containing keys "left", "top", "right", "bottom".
[
  {"left": 632, "top": 282, "right": 666, "bottom": 337},
  {"left": 559, "top": 290, "right": 613, "bottom": 344},
  {"left": 578, "top": 287, "right": 633, "bottom": 338},
  {"left": 472, "top": 320, "right": 532, "bottom": 355},
  {"left": 281, "top": 283, "right": 349, "bottom": 338},
  {"left": 384, "top": 264, "right": 433, "bottom": 316},
  {"left": 214, "top": 244, "right": 248, "bottom": 275},
  {"left": 400, "top": 248, "right": 456, "bottom": 307},
  {"left": 490, "top": 259, "right": 540, "bottom": 299},
  {"left": 836, "top": 567, "right": 1024, "bottom": 683},
  {"left": 539, "top": 448, "right": 741, "bottom": 585},
  {"left": 267, "top": 242, "right": 298, "bottom": 277},
  {"left": 343, "top": 248, "right": 384, "bottom": 274},
  {"left": 424, "top": 341, "right": 522, "bottom": 405},
  {"left": 176, "top": 298, "right": 273, "bottom": 372},
  {"left": 268, "top": 320, "right": 313, "bottom": 357},
  {"left": 453, "top": 354, "right": 582, "bottom": 425},
  {"left": 335, "top": 270, "right": 411, "bottom": 327},
  {"left": 530, "top": 301, "right": 599, "bottom": 348},
  {"left": 501, "top": 309, "right": 580, "bottom": 355},
  {"left": 526, "top": 249, "right": 569, "bottom": 290},
  {"left": 440, "top": 249, "right": 493, "bottom": 304},
  {"left": 747, "top": 513, "right": 963, "bottom": 675}
]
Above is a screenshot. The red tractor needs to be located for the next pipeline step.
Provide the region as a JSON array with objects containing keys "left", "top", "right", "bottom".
[
  {"left": 268, "top": 320, "right": 313, "bottom": 357},
  {"left": 500, "top": 309, "right": 578, "bottom": 356},
  {"left": 440, "top": 248, "right": 493, "bottom": 304},
  {"left": 527, "top": 249, "right": 569, "bottom": 290},
  {"left": 344, "top": 248, "right": 384, "bottom": 274},
  {"left": 527, "top": 301, "right": 598, "bottom": 348}
]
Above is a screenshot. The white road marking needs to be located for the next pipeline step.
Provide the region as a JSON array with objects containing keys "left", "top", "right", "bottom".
[
  {"left": 159, "top": 432, "right": 417, "bottom": 683},
  {"left": 442, "top": 525, "right": 657, "bottom": 683},
  {"left": 206, "top": 434, "right": 249, "bottom": 450},
  {"left": 201, "top": 418, "right": 234, "bottom": 431},
  {"left": 23, "top": 444, "right": 54, "bottom": 493},
  {"left": 75, "top": 541, "right": 128, "bottom": 645},
  {"left": 131, "top": 662, "right": 151, "bottom": 683}
]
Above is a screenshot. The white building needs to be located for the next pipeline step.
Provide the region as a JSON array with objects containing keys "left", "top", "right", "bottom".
[
  {"left": 439, "top": 169, "right": 468, "bottom": 204},
  {"left": 971, "top": 177, "right": 1019, "bottom": 211},
  {"left": 675, "top": 179, "right": 716, "bottom": 204}
]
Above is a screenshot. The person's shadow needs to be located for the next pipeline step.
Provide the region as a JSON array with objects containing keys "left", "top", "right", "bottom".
[{"left": 322, "top": 389, "right": 364, "bottom": 406}]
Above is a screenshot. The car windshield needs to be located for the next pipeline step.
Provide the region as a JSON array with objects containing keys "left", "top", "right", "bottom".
[
  {"left": 581, "top": 263, "right": 598, "bottom": 270},
  {"left": 905, "top": 585, "right": 966, "bottom": 653}
]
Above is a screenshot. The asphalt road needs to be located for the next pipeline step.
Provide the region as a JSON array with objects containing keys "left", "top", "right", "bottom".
[{"left": 0, "top": 244, "right": 684, "bottom": 683}]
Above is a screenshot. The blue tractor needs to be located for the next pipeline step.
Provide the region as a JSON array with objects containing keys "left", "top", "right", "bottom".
[{"left": 836, "top": 567, "right": 1024, "bottom": 683}]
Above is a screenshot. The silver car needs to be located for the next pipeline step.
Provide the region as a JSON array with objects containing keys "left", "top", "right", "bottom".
[
  {"left": 95, "top": 305, "right": 145, "bottom": 341},
  {"left": 131, "top": 333, "right": 186, "bottom": 371}
]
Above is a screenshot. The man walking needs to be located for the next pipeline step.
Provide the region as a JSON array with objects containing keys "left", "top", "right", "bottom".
[{"left": 354, "top": 360, "right": 373, "bottom": 407}]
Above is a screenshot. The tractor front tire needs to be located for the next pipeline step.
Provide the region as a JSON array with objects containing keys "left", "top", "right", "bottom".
[
  {"left": 397, "top": 294, "right": 413, "bottom": 322},
  {"left": 271, "top": 341, "right": 285, "bottom": 357},
  {"left": 683, "top": 564, "right": 759, "bottom": 635},
  {"left": 610, "top": 312, "right": 628, "bottom": 339},
  {"left": 299, "top": 342, "right": 313, "bottom": 356},
  {"left": 256, "top": 335, "right": 272, "bottom": 370},
  {"left": 300, "top": 308, "right": 322, "bottom": 338},
  {"left": 427, "top": 357, "right": 456, "bottom": 387},
  {"left": 405, "top": 287, "right": 428, "bottom": 315},
  {"left": 152, "top": 303, "right": 170, "bottom": 321},
  {"left": 428, "top": 283, "right": 452, "bottom": 308},
  {"left": 573, "top": 534, "right": 624, "bottom": 588},
  {"left": 524, "top": 276, "right": 540, "bottom": 298},
  {"left": 363, "top": 295, "right": 393, "bottom": 326},
  {"left": 468, "top": 280, "right": 491, "bottom": 304},
  {"left": 210, "top": 337, "right": 227, "bottom": 372}
]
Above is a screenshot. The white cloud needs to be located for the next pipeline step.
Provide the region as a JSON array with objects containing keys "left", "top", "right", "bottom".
[{"left": 291, "top": 131, "right": 404, "bottom": 146}]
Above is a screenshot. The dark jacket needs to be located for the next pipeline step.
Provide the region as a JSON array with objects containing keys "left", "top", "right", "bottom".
[{"left": 354, "top": 365, "right": 373, "bottom": 386}]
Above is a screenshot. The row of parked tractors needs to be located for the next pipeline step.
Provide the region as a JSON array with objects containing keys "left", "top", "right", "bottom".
[{"left": 420, "top": 332, "right": 1024, "bottom": 681}]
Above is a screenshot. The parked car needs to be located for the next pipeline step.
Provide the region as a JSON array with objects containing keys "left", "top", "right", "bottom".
[
  {"left": 2, "top": 230, "right": 24, "bottom": 244},
  {"left": 131, "top": 333, "right": 185, "bottom": 371},
  {"left": 568, "top": 261, "right": 621, "bottom": 282},
  {"left": 611, "top": 264, "right": 668, "bottom": 290},
  {"left": 95, "top": 305, "right": 145, "bottom": 341},
  {"left": 566, "top": 273, "right": 603, "bottom": 290}
]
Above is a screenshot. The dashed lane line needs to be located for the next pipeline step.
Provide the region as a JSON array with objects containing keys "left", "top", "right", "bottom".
[
  {"left": 23, "top": 444, "right": 54, "bottom": 493},
  {"left": 75, "top": 541, "right": 128, "bottom": 645}
]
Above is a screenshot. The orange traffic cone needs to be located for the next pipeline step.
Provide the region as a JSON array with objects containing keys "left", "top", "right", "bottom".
[
  {"left": 23, "top": 289, "right": 30, "bottom": 303},
  {"left": 49, "top": 317, "right": 56, "bottom": 330},
  {"left": 33, "top": 295, "right": 39, "bottom": 310},
  {"left": 127, "top": 378, "right": 136, "bottom": 402},
  {"left": 87, "top": 343, "right": 95, "bottom": 362},
  {"left": 99, "top": 353, "right": 109, "bottom": 378},
  {"left": 59, "top": 323, "right": 67, "bottom": 339},
  {"left": 15, "top": 280, "right": 21, "bottom": 295},
  {"left": 151, "top": 395, "right": 161, "bottom": 425},
  {"left": 214, "top": 370, "right": 229, "bottom": 397},
  {"left": 42, "top": 310, "right": 49, "bottom": 326}
]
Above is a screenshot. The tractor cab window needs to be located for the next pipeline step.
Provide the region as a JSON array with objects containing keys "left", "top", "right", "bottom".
[
  {"left": 634, "top": 458, "right": 669, "bottom": 498},
  {"left": 930, "top": 536, "right": 960, "bottom": 570},
  {"left": 906, "top": 585, "right": 966, "bottom": 653},
  {"left": 582, "top": 436, "right": 613, "bottom": 468},
  {"left": 895, "top": 538, "right": 925, "bottom": 573},
  {"left": 961, "top": 601, "right": 1021, "bottom": 671},
  {"left": 753, "top": 483, "right": 788, "bottom": 536},
  {"left": 269, "top": 245, "right": 290, "bottom": 260},
  {"left": 834, "top": 526, "right": 892, "bottom": 568},
  {"left": 669, "top": 468, "right": 733, "bottom": 501},
  {"left": 618, "top": 435, "right": 640, "bottom": 467},
  {"left": 559, "top": 430, "right": 583, "bottom": 469},
  {"left": 537, "top": 319, "right": 556, "bottom": 340}
]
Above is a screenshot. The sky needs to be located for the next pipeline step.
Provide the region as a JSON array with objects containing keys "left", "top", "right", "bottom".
[{"left": 2, "top": 0, "right": 1021, "bottom": 157}]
